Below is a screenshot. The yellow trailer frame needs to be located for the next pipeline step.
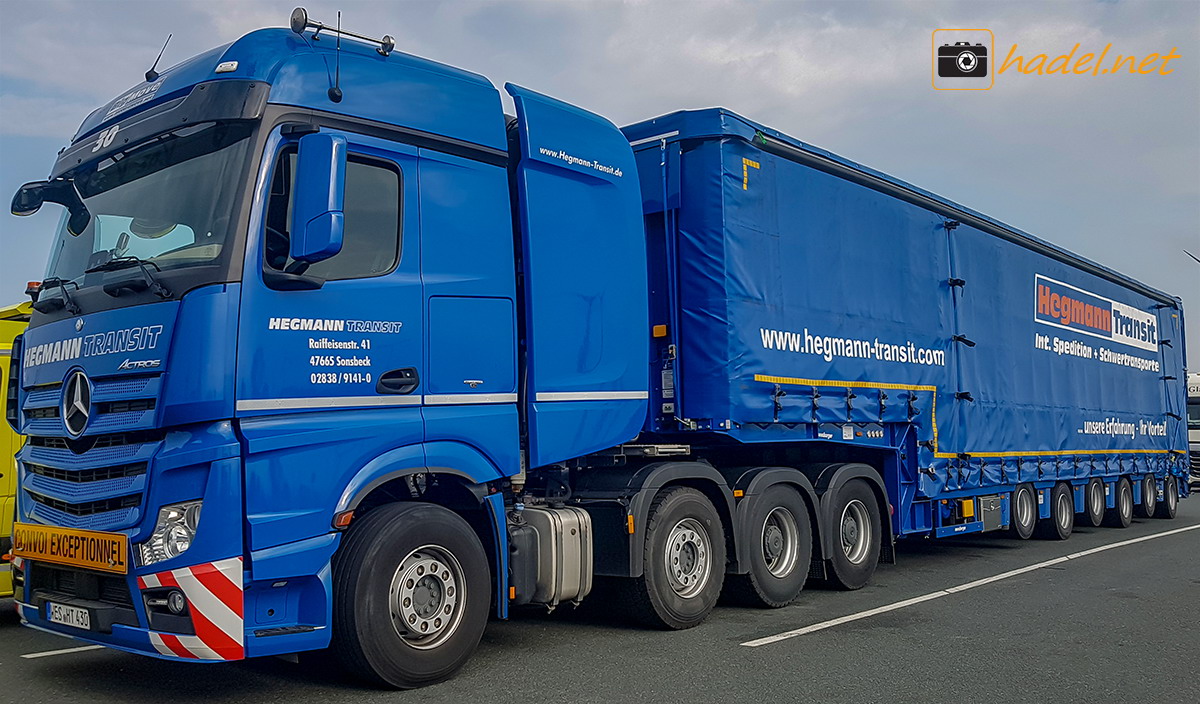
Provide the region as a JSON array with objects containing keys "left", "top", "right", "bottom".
[{"left": 1, "top": 301, "right": 31, "bottom": 598}]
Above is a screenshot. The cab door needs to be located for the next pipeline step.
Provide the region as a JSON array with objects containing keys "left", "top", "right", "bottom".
[{"left": 235, "top": 127, "right": 424, "bottom": 550}]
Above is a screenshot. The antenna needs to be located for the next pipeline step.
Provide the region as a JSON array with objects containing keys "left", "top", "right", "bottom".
[
  {"left": 1184, "top": 249, "right": 1200, "bottom": 266},
  {"left": 328, "top": 11, "right": 343, "bottom": 103},
  {"left": 145, "top": 33, "right": 173, "bottom": 82}
]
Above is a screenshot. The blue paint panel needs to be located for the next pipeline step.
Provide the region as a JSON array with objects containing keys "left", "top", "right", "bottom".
[
  {"left": 427, "top": 297, "right": 514, "bottom": 394},
  {"left": 75, "top": 29, "right": 506, "bottom": 152},
  {"left": 506, "top": 84, "right": 649, "bottom": 467}
]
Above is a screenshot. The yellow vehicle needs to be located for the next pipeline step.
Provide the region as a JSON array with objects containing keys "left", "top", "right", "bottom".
[{"left": 1, "top": 301, "right": 32, "bottom": 598}]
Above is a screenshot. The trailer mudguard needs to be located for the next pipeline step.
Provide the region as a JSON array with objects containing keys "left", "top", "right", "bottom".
[
  {"left": 720, "top": 466, "right": 823, "bottom": 571},
  {"left": 805, "top": 462, "right": 896, "bottom": 564},
  {"left": 573, "top": 461, "right": 739, "bottom": 577},
  {"left": 505, "top": 83, "right": 649, "bottom": 470}
]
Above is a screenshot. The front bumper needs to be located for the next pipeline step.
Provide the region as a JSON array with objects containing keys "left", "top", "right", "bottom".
[{"left": 15, "top": 554, "right": 245, "bottom": 661}]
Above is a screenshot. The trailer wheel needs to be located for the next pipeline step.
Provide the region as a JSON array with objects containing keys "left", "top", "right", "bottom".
[
  {"left": 725, "top": 484, "right": 813, "bottom": 608},
  {"left": 1081, "top": 478, "right": 1105, "bottom": 528},
  {"left": 622, "top": 487, "right": 726, "bottom": 629},
  {"left": 1134, "top": 475, "right": 1157, "bottom": 518},
  {"left": 1034, "top": 482, "right": 1073, "bottom": 540},
  {"left": 1103, "top": 478, "right": 1134, "bottom": 528},
  {"left": 331, "top": 502, "right": 490, "bottom": 689},
  {"left": 1007, "top": 483, "right": 1037, "bottom": 540},
  {"left": 1153, "top": 476, "right": 1178, "bottom": 519},
  {"left": 825, "top": 479, "right": 881, "bottom": 591}
]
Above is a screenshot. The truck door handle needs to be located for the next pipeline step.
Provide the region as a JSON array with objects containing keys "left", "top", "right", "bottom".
[{"left": 377, "top": 367, "right": 419, "bottom": 395}]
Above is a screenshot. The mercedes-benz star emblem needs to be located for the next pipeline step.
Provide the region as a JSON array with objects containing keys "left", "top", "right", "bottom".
[
  {"left": 75, "top": 318, "right": 84, "bottom": 332},
  {"left": 61, "top": 370, "right": 92, "bottom": 437}
]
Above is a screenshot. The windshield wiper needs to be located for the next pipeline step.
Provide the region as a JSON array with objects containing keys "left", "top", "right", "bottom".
[
  {"left": 33, "top": 277, "right": 82, "bottom": 315},
  {"left": 86, "top": 255, "right": 173, "bottom": 299}
]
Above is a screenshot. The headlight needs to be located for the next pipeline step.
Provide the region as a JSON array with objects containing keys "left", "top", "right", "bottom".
[{"left": 139, "top": 500, "right": 202, "bottom": 566}]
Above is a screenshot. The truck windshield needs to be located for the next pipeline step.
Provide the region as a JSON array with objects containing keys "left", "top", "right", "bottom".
[
  {"left": 1188, "top": 400, "right": 1200, "bottom": 429},
  {"left": 42, "top": 120, "right": 254, "bottom": 293}
]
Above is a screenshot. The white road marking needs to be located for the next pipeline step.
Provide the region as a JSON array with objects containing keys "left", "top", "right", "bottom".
[
  {"left": 742, "top": 521, "right": 1200, "bottom": 647},
  {"left": 21, "top": 645, "right": 105, "bottom": 659}
]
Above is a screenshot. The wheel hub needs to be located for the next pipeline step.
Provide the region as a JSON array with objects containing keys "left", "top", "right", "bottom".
[
  {"left": 840, "top": 499, "right": 871, "bottom": 565},
  {"left": 389, "top": 546, "right": 464, "bottom": 649},
  {"left": 762, "top": 506, "right": 800, "bottom": 578},
  {"left": 665, "top": 518, "right": 710, "bottom": 598},
  {"left": 763, "top": 525, "right": 784, "bottom": 561}
]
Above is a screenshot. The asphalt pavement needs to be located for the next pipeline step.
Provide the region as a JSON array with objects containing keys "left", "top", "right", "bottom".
[{"left": 3, "top": 500, "right": 1198, "bottom": 704}]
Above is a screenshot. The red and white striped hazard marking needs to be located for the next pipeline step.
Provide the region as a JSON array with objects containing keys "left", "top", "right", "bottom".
[{"left": 138, "top": 556, "right": 244, "bottom": 660}]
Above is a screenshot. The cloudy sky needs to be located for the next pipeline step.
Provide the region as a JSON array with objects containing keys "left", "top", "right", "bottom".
[{"left": 0, "top": 0, "right": 1197, "bottom": 360}]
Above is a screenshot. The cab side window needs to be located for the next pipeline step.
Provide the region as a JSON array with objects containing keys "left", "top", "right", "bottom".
[{"left": 264, "top": 148, "right": 402, "bottom": 280}]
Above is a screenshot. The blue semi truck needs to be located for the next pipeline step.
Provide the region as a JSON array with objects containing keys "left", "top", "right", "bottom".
[{"left": 5, "top": 9, "right": 1189, "bottom": 688}]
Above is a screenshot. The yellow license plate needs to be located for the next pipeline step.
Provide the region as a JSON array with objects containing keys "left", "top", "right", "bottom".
[{"left": 11, "top": 522, "right": 129, "bottom": 575}]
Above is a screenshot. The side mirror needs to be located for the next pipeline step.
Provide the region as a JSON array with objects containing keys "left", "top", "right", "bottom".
[
  {"left": 289, "top": 133, "right": 346, "bottom": 263},
  {"left": 12, "top": 181, "right": 48, "bottom": 216}
]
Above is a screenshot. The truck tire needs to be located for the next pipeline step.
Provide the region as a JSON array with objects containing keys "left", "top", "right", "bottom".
[
  {"left": 1081, "top": 478, "right": 1105, "bottom": 528},
  {"left": 1134, "top": 475, "right": 1157, "bottom": 518},
  {"left": 1007, "top": 483, "right": 1037, "bottom": 540},
  {"left": 331, "top": 502, "right": 490, "bottom": 689},
  {"left": 725, "top": 484, "right": 813, "bottom": 608},
  {"left": 1034, "top": 482, "right": 1073, "bottom": 540},
  {"left": 825, "top": 479, "right": 881, "bottom": 591},
  {"left": 621, "top": 486, "right": 726, "bottom": 629},
  {"left": 1103, "top": 478, "right": 1134, "bottom": 528},
  {"left": 1154, "top": 476, "right": 1178, "bottom": 519}
]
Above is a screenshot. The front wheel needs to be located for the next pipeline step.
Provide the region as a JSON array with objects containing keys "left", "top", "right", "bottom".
[{"left": 332, "top": 502, "right": 491, "bottom": 689}]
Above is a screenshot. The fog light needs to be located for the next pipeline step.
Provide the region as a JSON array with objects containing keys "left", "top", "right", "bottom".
[{"left": 167, "top": 589, "right": 187, "bottom": 614}]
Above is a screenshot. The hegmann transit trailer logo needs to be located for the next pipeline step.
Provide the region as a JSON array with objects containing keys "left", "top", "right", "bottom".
[{"left": 1034, "top": 275, "right": 1158, "bottom": 352}]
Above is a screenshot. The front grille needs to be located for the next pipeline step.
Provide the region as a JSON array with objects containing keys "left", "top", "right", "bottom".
[
  {"left": 97, "top": 399, "right": 156, "bottom": 414},
  {"left": 19, "top": 372, "right": 163, "bottom": 533},
  {"left": 27, "top": 462, "right": 147, "bottom": 483},
  {"left": 29, "top": 563, "right": 134, "bottom": 608},
  {"left": 27, "top": 490, "right": 142, "bottom": 516},
  {"left": 30, "top": 430, "right": 163, "bottom": 453},
  {"left": 1190, "top": 451, "right": 1200, "bottom": 473}
]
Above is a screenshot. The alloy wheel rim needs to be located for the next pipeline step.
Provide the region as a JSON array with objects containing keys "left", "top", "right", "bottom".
[
  {"left": 388, "top": 545, "right": 466, "bottom": 650},
  {"left": 665, "top": 518, "right": 711, "bottom": 598},
  {"left": 840, "top": 499, "right": 871, "bottom": 564},
  {"left": 762, "top": 506, "right": 800, "bottom": 578}
]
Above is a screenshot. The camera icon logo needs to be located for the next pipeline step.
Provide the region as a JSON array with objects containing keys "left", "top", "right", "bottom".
[
  {"left": 933, "top": 29, "right": 994, "bottom": 90},
  {"left": 939, "top": 42, "right": 988, "bottom": 77}
]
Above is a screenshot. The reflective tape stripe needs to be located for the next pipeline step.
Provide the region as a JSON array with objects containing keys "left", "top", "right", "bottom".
[
  {"left": 237, "top": 396, "right": 422, "bottom": 412},
  {"left": 535, "top": 391, "right": 649, "bottom": 402},
  {"left": 424, "top": 393, "right": 518, "bottom": 405},
  {"left": 142, "top": 556, "right": 244, "bottom": 661}
]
